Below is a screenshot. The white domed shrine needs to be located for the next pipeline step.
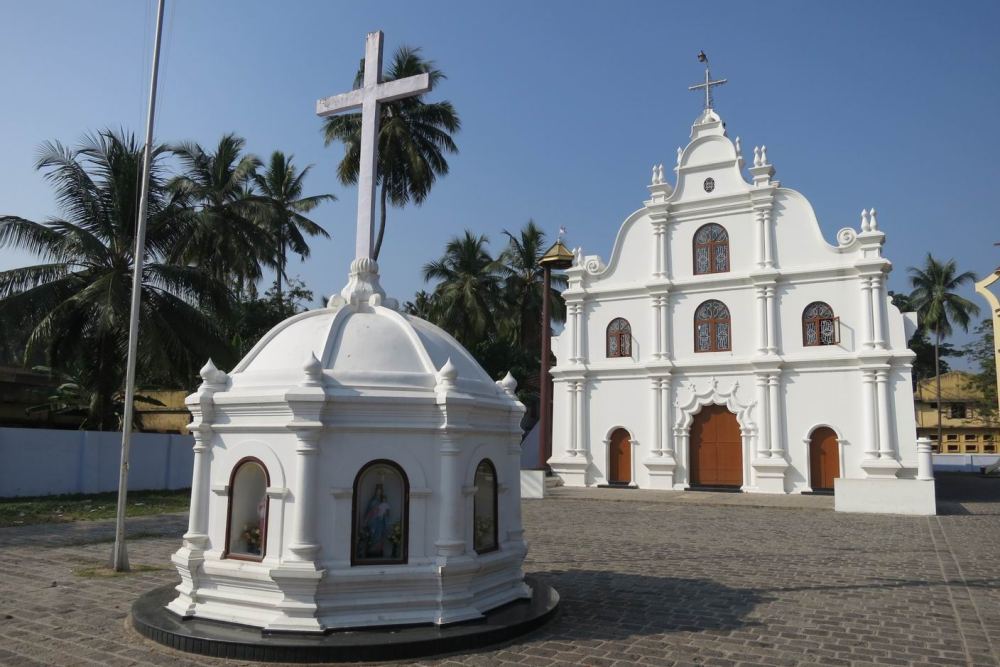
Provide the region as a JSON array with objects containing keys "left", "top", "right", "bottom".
[{"left": 167, "top": 257, "right": 530, "bottom": 632}]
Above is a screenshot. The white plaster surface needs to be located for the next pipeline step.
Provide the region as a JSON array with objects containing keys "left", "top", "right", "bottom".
[
  {"left": 520, "top": 470, "right": 546, "bottom": 499},
  {"left": 834, "top": 478, "right": 937, "bottom": 515}
]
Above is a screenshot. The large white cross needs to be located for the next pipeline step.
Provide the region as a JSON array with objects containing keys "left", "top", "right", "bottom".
[{"left": 317, "top": 31, "right": 431, "bottom": 260}]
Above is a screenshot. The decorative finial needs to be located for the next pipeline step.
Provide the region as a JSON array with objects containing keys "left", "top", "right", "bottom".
[
  {"left": 337, "top": 256, "right": 386, "bottom": 306},
  {"left": 869, "top": 208, "right": 878, "bottom": 231},
  {"left": 753, "top": 146, "right": 761, "bottom": 167},
  {"left": 861, "top": 209, "right": 871, "bottom": 232},
  {"left": 651, "top": 165, "right": 658, "bottom": 185},
  {"left": 735, "top": 136, "right": 741, "bottom": 155},
  {"left": 497, "top": 371, "right": 518, "bottom": 396},
  {"left": 676, "top": 147, "right": 683, "bottom": 166},
  {"left": 760, "top": 145, "right": 768, "bottom": 165},
  {"left": 199, "top": 359, "right": 226, "bottom": 385},
  {"left": 436, "top": 358, "right": 457, "bottom": 391},
  {"left": 303, "top": 352, "right": 323, "bottom": 386},
  {"left": 557, "top": 225, "right": 567, "bottom": 242}
]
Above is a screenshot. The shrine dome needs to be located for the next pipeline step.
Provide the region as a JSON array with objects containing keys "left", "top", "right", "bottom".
[{"left": 231, "top": 295, "right": 495, "bottom": 393}]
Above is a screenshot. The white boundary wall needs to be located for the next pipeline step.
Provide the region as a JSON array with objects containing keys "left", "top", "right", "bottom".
[{"left": 0, "top": 427, "right": 193, "bottom": 497}]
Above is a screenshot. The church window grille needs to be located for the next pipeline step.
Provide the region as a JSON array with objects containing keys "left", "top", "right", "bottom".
[
  {"left": 607, "top": 318, "right": 632, "bottom": 358},
  {"left": 693, "top": 224, "right": 730, "bottom": 275},
  {"left": 473, "top": 459, "right": 499, "bottom": 554},
  {"left": 224, "top": 458, "right": 270, "bottom": 561},
  {"left": 352, "top": 460, "right": 409, "bottom": 566},
  {"left": 694, "top": 300, "right": 731, "bottom": 352},
  {"left": 802, "top": 302, "right": 839, "bottom": 346}
]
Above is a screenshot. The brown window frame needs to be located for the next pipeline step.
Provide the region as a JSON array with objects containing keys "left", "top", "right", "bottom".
[
  {"left": 694, "top": 300, "right": 732, "bottom": 353},
  {"left": 802, "top": 302, "right": 840, "bottom": 347},
  {"left": 693, "top": 223, "right": 730, "bottom": 275},
  {"left": 606, "top": 318, "right": 632, "bottom": 358},
  {"left": 223, "top": 456, "right": 271, "bottom": 563}
]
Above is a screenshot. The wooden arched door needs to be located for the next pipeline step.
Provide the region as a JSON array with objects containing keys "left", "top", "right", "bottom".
[
  {"left": 809, "top": 427, "right": 839, "bottom": 491},
  {"left": 608, "top": 429, "right": 631, "bottom": 484},
  {"left": 690, "top": 405, "right": 742, "bottom": 487}
]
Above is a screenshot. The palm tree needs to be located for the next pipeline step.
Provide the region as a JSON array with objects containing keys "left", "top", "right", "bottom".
[
  {"left": 323, "top": 46, "right": 460, "bottom": 260},
  {"left": 0, "top": 130, "right": 233, "bottom": 430},
  {"left": 403, "top": 290, "right": 436, "bottom": 320},
  {"left": 170, "top": 134, "right": 268, "bottom": 288},
  {"left": 908, "top": 254, "right": 980, "bottom": 443},
  {"left": 422, "top": 231, "right": 501, "bottom": 349},
  {"left": 498, "top": 221, "right": 567, "bottom": 353},
  {"left": 251, "top": 151, "right": 334, "bottom": 309}
]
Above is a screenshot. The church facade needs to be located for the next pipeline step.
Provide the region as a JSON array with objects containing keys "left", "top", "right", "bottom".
[{"left": 548, "top": 101, "right": 925, "bottom": 498}]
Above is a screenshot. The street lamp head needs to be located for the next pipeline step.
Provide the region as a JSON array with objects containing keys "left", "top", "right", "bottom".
[{"left": 539, "top": 239, "right": 575, "bottom": 271}]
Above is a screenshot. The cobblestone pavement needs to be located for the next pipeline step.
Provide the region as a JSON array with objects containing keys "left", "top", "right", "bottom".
[{"left": 0, "top": 475, "right": 997, "bottom": 667}]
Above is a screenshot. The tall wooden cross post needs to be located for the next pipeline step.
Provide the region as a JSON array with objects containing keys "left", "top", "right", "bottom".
[{"left": 317, "top": 31, "right": 431, "bottom": 260}]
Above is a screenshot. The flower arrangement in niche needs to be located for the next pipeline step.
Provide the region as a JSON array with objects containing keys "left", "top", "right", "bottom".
[
  {"left": 387, "top": 520, "right": 403, "bottom": 558},
  {"left": 241, "top": 524, "right": 262, "bottom": 555},
  {"left": 474, "top": 516, "right": 496, "bottom": 552}
]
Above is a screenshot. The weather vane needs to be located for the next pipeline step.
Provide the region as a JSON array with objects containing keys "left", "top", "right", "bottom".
[{"left": 689, "top": 51, "right": 727, "bottom": 110}]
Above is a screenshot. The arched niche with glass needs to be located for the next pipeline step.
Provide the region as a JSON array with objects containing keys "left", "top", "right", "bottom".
[
  {"left": 473, "top": 459, "right": 499, "bottom": 554},
  {"left": 352, "top": 460, "right": 409, "bottom": 566},
  {"left": 224, "top": 457, "right": 270, "bottom": 561}
]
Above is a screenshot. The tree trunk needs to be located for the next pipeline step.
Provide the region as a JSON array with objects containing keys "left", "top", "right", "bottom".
[
  {"left": 935, "top": 329, "right": 943, "bottom": 445},
  {"left": 276, "top": 222, "right": 285, "bottom": 312},
  {"left": 373, "top": 185, "right": 388, "bottom": 261}
]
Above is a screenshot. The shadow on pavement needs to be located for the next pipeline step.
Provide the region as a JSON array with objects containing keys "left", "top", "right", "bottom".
[{"left": 936, "top": 472, "right": 1000, "bottom": 515}]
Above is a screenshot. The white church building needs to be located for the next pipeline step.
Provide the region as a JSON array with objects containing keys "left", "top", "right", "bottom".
[{"left": 548, "top": 74, "right": 932, "bottom": 510}]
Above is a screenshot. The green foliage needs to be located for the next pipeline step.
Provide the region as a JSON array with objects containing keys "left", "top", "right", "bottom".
[
  {"left": 24, "top": 365, "right": 164, "bottom": 430},
  {"left": 0, "top": 130, "right": 234, "bottom": 430},
  {"left": 962, "top": 319, "right": 999, "bottom": 425},
  {"left": 323, "top": 45, "right": 460, "bottom": 260},
  {"left": 415, "top": 221, "right": 567, "bottom": 412},
  {"left": 227, "top": 278, "right": 316, "bottom": 359}
]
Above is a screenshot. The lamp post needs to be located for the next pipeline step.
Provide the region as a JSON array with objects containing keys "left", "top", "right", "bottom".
[{"left": 537, "top": 239, "right": 574, "bottom": 471}]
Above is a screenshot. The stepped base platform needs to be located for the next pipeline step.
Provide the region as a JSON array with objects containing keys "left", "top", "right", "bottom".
[{"left": 131, "top": 576, "right": 559, "bottom": 663}]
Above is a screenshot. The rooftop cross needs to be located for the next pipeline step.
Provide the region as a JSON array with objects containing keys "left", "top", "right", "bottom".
[
  {"left": 316, "top": 31, "right": 431, "bottom": 260},
  {"left": 688, "top": 51, "right": 727, "bottom": 110}
]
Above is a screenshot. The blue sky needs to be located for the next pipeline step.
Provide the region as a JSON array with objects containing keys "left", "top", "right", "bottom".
[{"left": 2, "top": 1, "right": 998, "bottom": 359}]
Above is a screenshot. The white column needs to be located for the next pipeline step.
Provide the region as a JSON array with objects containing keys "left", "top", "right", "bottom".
[
  {"left": 871, "top": 274, "right": 887, "bottom": 350},
  {"left": 652, "top": 297, "right": 663, "bottom": 360},
  {"left": 765, "top": 286, "right": 778, "bottom": 355},
  {"left": 574, "top": 304, "right": 585, "bottom": 364},
  {"left": 755, "top": 287, "right": 768, "bottom": 355},
  {"left": 574, "top": 380, "right": 587, "bottom": 456},
  {"left": 182, "top": 427, "right": 212, "bottom": 548},
  {"left": 860, "top": 276, "right": 875, "bottom": 350},
  {"left": 661, "top": 293, "right": 671, "bottom": 358},
  {"left": 660, "top": 376, "right": 673, "bottom": 457},
  {"left": 288, "top": 430, "right": 321, "bottom": 560},
  {"left": 861, "top": 369, "right": 878, "bottom": 459},
  {"left": 436, "top": 432, "right": 465, "bottom": 556},
  {"left": 762, "top": 209, "right": 775, "bottom": 268},
  {"left": 569, "top": 303, "right": 581, "bottom": 363},
  {"left": 875, "top": 368, "right": 894, "bottom": 458},
  {"left": 768, "top": 374, "right": 783, "bottom": 458},
  {"left": 650, "top": 378, "right": 662, "bottom": 455},
  {"left": 653, "top": 221, "right": 665, "bottom": 278},
  {"left": 755, "top": 209, "right": 765, "bottom": 269},
  {"left": 755, "top": 374, "right": 770, "bottom": 458}
]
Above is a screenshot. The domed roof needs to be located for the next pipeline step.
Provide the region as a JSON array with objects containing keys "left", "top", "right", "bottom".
[{"left": 228, "top": 259, "right": 506, "bottom": 398}]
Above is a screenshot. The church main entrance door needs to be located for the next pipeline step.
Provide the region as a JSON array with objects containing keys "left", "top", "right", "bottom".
[
  {"left": 809, "top": 427, "right": 839, "bottom": 491},
  {"left": 608, "top": 428, "right": 631, "bottom": 484},
  {"left": 690, "top": 405, "right": 742, "bottom": 487}
]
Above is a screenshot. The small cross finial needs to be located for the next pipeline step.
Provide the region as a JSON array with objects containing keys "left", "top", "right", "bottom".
[
  {"left": 689, "top": 51, "right": 727, "bottom": 110},
  {"left": 558, "top": 225, "right": 567, "bottom": 242}
]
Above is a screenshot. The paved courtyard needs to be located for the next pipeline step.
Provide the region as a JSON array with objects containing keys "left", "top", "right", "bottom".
[{"left": 0, "top": 475, "right": 997, "bottom": 667}]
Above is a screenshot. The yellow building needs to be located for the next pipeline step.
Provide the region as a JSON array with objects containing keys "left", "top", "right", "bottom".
[{"left": 915, "top": 371, "right": 1000, "bottom": 454}]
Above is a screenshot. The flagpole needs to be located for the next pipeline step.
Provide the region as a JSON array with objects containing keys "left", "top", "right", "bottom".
[{"left": 112, "top": 0, "right": 166, "bottom": 572}]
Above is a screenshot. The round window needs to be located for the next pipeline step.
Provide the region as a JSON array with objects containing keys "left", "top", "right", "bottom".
[{"left": 704, "top": 177, "right": 715, "bottom": 193}]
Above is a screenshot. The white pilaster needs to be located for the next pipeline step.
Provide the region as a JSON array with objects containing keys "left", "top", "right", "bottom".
[
  {"left": 574, "top": 380, "right": 587, "bottom": 457},
  {"left": 652, "top": 297, "right": 663, "bottom": 360},
  {"left": 755, "top": 374, "right": 770, "bottom": 458},
  {"left": 765, "top": 286, "right": 778, "bottom": 355},
  {"left": 767, "top": 374, "right": 783, "bottom": 458},
  {"left": 755, "top": 286, "right": 768, "bottom": 355},
  {"left": 860, "top": 276, "right": 875, "bottom": 350},
  {"left": 436, "top": 432, "right": 465, "bottom": 557},
  {"left": 875, "top": 368, "right": 894, "bottom": 458},
  {"left": 861, "top": 369, "right": 878, "bottom": 459},
  {"left": 650, "top": 378, "right": 662, "bottom": 454},
  {"left": 287, "top": 430, "right": 321, "bottom": 561},
  {"left": 871, "top": 274, "right": 887, "bottom": 350}
]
